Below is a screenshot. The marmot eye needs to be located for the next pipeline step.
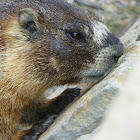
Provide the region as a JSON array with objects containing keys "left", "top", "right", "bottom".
[{"left": 70, "top": 32, "right": 82, "bottom": 40}]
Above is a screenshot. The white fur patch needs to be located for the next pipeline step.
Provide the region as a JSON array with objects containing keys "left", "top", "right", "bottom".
[
  {"left": 46, "top": 85, "right": 78, "bottom": 99},
  {"left": 92, "top": 21, "right": 110, "bottom": 45},
  {"left": 18, "top": 123, "right": 32, "bottom": 131}
]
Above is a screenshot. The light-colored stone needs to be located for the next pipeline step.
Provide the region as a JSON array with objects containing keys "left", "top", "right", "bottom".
[
  {"left": 92, "top": 59, "right": 140, "bottom": 140},
  {"left": 120, "top": 17, "right": 140, "bottom": 46},
  {"left": 39, "top": 18, "right": 140, "bottom": 140},
  {"left": 137, "top": 34, "right": 140, "bottom": 41},
  {"left": 78, "top": 51, "right": 140, "bottom": 140}
]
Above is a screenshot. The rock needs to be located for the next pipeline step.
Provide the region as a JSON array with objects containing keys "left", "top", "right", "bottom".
[
  {"left": 39, "top": 18, "right": 140, "bottom": 140},
  {"left": 136, "top": 34, "right": 140, "bottom": 41},
  {"left": 120, "top": 17, "right": 140, "bottom": 46},
  {"left": 77, "top": 42, "right": 140, "bottom": 140},
  {"left": 80, "top": 52, "right": 140, "bottom": 140}
]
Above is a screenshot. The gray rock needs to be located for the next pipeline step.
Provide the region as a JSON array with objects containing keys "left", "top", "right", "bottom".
[
  {"left": 80, "top": 49, "right": 140, "bottom": 140},
  {"left": 39, "top": 18, "right": 140, "bottom": 140},
  {"left": 120, "top": 17, "right": 140, "bottom": 46},
  {"left": 76, "top": 42, "right": 140, "bottom": 140},
  {"left": 136, "top": 34, "right": 140, "bottom": 41}
]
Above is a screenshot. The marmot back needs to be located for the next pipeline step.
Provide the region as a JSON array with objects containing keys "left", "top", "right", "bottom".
[{"left": 0, "top": 0, "right": 124, "bottom": 139}]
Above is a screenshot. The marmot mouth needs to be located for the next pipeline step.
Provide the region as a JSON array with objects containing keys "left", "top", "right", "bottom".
[
  {"left": 85, "top": 74, "right": 104, "bottom": 79},
  {"left": 82, "top": 69, "right": 109, "bottom": 80},
  {"left": 82, "top": 63, "right": 116, "bottom": 82}
]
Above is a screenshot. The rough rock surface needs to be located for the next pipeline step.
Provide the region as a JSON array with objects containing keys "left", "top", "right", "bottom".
[
  {"left": 77, "top": 44, "right": 140, "bottom": 140},
  {"left": 92, "top": 59, "right": 140, "bottom": 140},
  {"left": 76, "top": 43, "right": 140, "bottom": 140},
  {"left": 120, "top": 17, "right": 140, "bottom": 46},
  {"left": 39, "top": 18, "right": 140, "bottom": 140}
]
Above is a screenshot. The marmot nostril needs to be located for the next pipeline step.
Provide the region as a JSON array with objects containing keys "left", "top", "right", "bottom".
[
  {"left": 114, "top": 55, "right": 119, "bottom": 62},
  {"left": 113, "top": 53, "right": 122, "bottom": 63},
  {"left": 112, "top": 42, "right": 124, "bottom": 63}
]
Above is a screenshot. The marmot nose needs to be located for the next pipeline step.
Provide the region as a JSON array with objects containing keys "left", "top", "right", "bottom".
[
  {"left": 113, "top": 54, "right": 120, "bottom": 63},
  {"left": 106, "top": 32, "right": 124, "bottom": 63},
  {"left": 113, "top": 42, "right": 124, "bottom": 63}
]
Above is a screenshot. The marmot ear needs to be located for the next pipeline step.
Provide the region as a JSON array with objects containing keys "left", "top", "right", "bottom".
[{"left": 18, "top": 8, "right": 38, "bottom": 34}]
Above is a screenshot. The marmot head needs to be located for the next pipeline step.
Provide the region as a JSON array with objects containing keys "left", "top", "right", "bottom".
[{"left": 0, "top": 0, "right": 124, "bottom": 90}]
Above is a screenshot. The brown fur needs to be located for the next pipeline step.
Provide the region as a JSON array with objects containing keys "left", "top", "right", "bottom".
[{"left": 0, "top": 0, "right": 124, "bottom": 139}]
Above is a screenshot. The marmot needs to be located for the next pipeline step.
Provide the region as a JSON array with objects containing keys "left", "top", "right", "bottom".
[{"left": 0, "top": 0, "right": 124, "bottom": 139}]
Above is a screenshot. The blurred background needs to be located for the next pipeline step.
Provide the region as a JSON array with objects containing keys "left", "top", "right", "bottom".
[
  {"left": 1, "top": 0, "right": 140, "bottom": 37},
  {"left": 64, "top": 0, "right": 140, "bottom": 37}
]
